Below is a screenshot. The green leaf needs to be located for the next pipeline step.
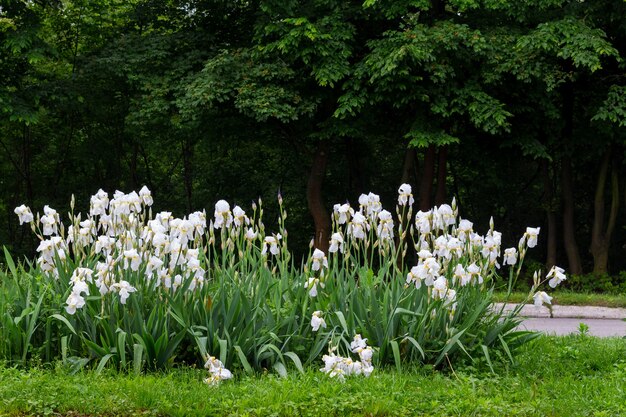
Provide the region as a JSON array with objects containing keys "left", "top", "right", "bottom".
[
  {"left": 481, "top": 344, "right": 495, "bottom": 374},
  {"left": 284, "top": 352, "right": 304, "bottom": 374},
  {"left": 390, "top": 340, "right": 402, "bottom": 372},
  {"left": 335, "top": 311, "right": 349, "bottom": 334},
  {"left": 95, "top": 354, "right": 115, "bottom": 375},
  {"left": 117, "top": 330, "right": 127, "bottom": 369},
  {"left": 273, "top": 361, "right": 288, "bottom": 377},
  {"left": 219, "top": 338, "right": 228, "bottom": 365},
  {"left": 51, "top": 314, "right": 76, "bottom": 335},
  {"left": 3, "top": 247, "right": 18, "bottom": 280},
  {"left": 133, "top": 343, "right": 144, "bottom": 375},
  {"left": 234, "top": 345, "right": 253, "bottom": 375}
]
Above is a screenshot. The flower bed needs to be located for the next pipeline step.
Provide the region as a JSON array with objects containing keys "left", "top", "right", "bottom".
[{"left": 1, "top": 185, "right": 565, "bottom": 382}]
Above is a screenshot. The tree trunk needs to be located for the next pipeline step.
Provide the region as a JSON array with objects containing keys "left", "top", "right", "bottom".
[
  {"left": 23, "top": 125, "right": 34, "bottom": 205},
  {"left": 590, "top": 149, "right": 620, "bottom": 275},
  {"left": 346, "top": 137, "right": 363, "bottom": 195},
  {"left": 182, "top": 138, "right": 194, "bottom": 213},
  {"left": 560, "top": 82, "right": 583, "bottom": 275},
  {"left": 419, "top": 145, "right": 436, "bottom": 211},
  {"left": 400, "top": 147, "right": 418, "bottom": 186},
  {"left": 130, "top": 140, "right": 139, "bottom": 190},
  {"left": 307, "top": 141, "right": 331, "bottom": 253},
  {"left": 561, "top": 156, "right": 583, "bottom": 275},
  {"left": 542, "top": 159, "right": 557, "bottom": 270},
  {"left": 434, "top": 145, "right": 448, "bottom": 205}
]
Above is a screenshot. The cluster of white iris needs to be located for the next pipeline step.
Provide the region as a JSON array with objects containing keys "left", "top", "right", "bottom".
[
  {"left": 14, "top": 187, "right": 261, "bottom": 315},
  {"left": 14, "top": 182, "right": 567, "bottom": 383},
  {"left": 324, "top": 185, "right": 564, "bottom": 314},
  {"left": 320, "top": 335, "right": 374, "bottom": 381}
]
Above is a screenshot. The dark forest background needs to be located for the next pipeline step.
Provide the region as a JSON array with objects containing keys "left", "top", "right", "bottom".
[{"left": 2, "top": 0, "right": 626, "bottom": 287}]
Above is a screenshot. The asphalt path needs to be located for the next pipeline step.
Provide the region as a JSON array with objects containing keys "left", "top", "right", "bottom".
[{"left": 519, "top": 317, "right": 626, "bottom": 337}]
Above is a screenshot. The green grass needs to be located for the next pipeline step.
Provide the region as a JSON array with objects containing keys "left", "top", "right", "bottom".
[
  {"left": 493, "top": 291, "right": 626, "bottom": 308},
  {"left": 1, "top": 335, "right": 625, "bottom": 417}
]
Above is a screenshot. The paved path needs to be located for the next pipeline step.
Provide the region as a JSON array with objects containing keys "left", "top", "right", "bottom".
[
  {"left": 494, "top": 303, "right": 626, "bottom": 337},
  {"left": 519, "top": 317, "right": 626, "bottom": 337}
]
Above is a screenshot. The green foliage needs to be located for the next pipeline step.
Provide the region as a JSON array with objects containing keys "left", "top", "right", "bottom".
[
  {"left": 592, "top": 85, "right": 626, "bottom": 128},
  {"left": 517, "top": 17, "right": 619, "bottom": 73}
]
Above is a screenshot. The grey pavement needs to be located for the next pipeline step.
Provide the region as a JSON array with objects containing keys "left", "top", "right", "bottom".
[
  {"left": 494, "top": 303, "right": 626, "bottom": 337},
  {"left": 519, "top": 317, "right": 626, "bottom": 337}
]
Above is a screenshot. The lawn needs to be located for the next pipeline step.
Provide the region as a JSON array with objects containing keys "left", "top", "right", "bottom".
[
  {"left": 1, "top": 335, "right": 625, "bottom": 417},
  {"left": 492, "top": 291, "right": 626, "bottom": 309}
]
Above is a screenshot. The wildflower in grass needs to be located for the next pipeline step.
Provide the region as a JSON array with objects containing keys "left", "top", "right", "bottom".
[
  {"left": 397, "top": 183, "right": 414, "bottom": 206},
  {"left": 213, "top": 200, "right": 233, "bottom": 229},
  {"left": 525, "top": 227, "right": 540, "bottom": 248},
  {"left": 111, "top": 280, "right": 136, "bottom": 304},
  {"left": 533, "top": 291, "right": 553, "bottom": 307},
  {"left": 311, "top": 311, "right": 326, "bottom": 331},
  {"left": 503, "top": 248, "right": 518, "bottom": 266},
  {"left": 547, "top": 266, "right": 566, "bottom": 288},
  {"left": 14, "top": 204, "right": 34, "bottom": 225},
  {"left": 333, "top": 203, "right": 353, "bottom": 225},
  {"left": 261, "top": 234, "right": 281, "bottom": 255},
  {"left": 348, "top": 211, "right": 368, "bottom": 239},
  {"left": 203, "top": 356, "right": 232, "bottom": 386},
  {"left": 350, "top": 334, "right": 367, "bottom": 352},
  {"left": 376, "top": 210, "right": 394, "bottom": 241},
  {"left": 139, "top": 186, "right": 153, "bottom": 206},
  {"left": 321, "top": 353, "right": 345, "bottom": 380},
  {"left": 311, "top": 249, "right": 328, "bottom": 272},
  {"left": 329, "top": 232, "right": 344, "bottom": 253},
  {"left": 306, "top": 277, "right": 324, "bottom": 297},
  {"left": 65, "top": 292, "right": 86, "bottom": 315},
  {"left": 357, "top": 346, "right": 373, "bottom": 364},
  {"left": 321, "top": 336, "right": 374, "bottom": 381}
]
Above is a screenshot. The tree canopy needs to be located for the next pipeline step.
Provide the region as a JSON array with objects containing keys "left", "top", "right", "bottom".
[{"left": 1, "top": 0, "right": 626, "bottom": 280}]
